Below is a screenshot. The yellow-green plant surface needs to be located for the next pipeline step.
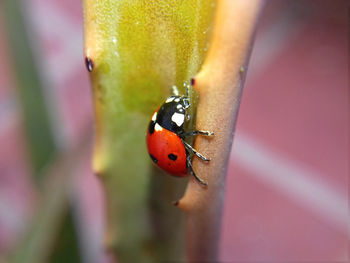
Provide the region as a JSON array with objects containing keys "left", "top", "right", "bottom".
[{"left": 83, "top": 0, "right": 216, "bottom": 262}]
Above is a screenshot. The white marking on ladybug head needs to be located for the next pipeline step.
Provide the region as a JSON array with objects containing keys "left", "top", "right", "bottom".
[
  {"left": 166, "top": 97, "right": 175, "bottom": 103},
  {"left": 174, "top": 98, "right": 180, "bottom": 103},
  {"left": 155, "top": 123, "right": 163, "bottom": 132},
  {"left": 176, "top": 104, "right": 182, "bottom": 109},
  {"left": 151, "top": 111, "right": 157, "bottom": 121},
  {"left": 171, "top": 112, "right": 185, "bottom": 127}
]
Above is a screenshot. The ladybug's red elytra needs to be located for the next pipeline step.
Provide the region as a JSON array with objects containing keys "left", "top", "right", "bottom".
[{"left": 146, "top": 82, "right": 213, "bottom": 186}]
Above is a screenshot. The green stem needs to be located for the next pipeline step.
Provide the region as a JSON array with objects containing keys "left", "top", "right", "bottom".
[{"left": 83, "top": 1, "right": 216, "bottom": 261}]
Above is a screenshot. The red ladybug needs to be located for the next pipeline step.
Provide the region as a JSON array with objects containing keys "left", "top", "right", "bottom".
[{"left": 146, "top": 85, "right": 213, "bottom": 186}]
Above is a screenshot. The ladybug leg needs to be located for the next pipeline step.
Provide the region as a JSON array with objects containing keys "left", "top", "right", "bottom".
[
  {"left": 182, "top": 140, "right": 210, "bottom": 162},
  {"left": 187, "top": 155, "right": 208, "bottom": 186},
  {"left": 183, "top": 130, "right": 214, "bottom": 136}
]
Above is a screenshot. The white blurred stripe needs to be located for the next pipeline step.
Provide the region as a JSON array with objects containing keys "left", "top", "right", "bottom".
[
  {"left": 26, "top": 1, "right": 83, "bottom": 87},
  {"left": 0, "top": 193, "right": 27, "bottom": 236},
  {"left": 248, "top": 6, "right": 306, "bottom": 79},
  {"left": 232, "top": 133, "right": 349, "bottom": 235},
  {"left": 0, "top": 97, "right": 19, "bottom": 134},
  {"left": 24, "top": 1, "right": 84, "bottom": 149}
]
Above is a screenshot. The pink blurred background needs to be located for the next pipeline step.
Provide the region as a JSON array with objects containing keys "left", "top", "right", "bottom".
[{"left": 0, "top": 0, "right": 348, "bottom": 262}]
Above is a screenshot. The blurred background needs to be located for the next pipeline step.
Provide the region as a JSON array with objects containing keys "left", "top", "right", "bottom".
[{"left": 0, "top": 0, "right": 348, "bottom": 262}]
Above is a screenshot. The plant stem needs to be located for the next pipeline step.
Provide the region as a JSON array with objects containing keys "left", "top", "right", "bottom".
[
  {"left": 83, "top": 1, "right": 217, "bottom": 261},
  {"left": 177, "top": 0, "right": 265, "bottom": 261}
]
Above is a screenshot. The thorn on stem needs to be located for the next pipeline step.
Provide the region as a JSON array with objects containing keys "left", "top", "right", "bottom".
[
  {"left": 191, "top": 78, "right": 196, "bottom": 86},
  {"left": 94, "top": 172, "right": 102, "bottom": 177},
  {"left": 85, "top": 56, "right": 94, "bottom": 72}
]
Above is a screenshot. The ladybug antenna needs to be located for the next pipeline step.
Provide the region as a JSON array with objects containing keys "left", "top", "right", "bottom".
[
  {"left": 172, "top": 85, "right": 180, "bottom": 96},
  {"left": 184, "top": 82, "right": 190, "bottom": 98},
  {"left": 182, "top": 82, "right": 191, "bottom": 109}
]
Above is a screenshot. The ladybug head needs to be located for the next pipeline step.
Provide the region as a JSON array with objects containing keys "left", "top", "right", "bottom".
[{"left": 154, "top": 96, "right": 189, "bottom": 133}]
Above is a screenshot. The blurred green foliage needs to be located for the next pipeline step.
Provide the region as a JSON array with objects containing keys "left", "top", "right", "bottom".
[
  {"left": 48, "top": 209, "right": 81, "bottom": 263},
  {"left": 3, "top": 0, "right": 56, "bottom": 179},
  {"left": 2, "top": 0, "right": 81, "bottom": 262}
]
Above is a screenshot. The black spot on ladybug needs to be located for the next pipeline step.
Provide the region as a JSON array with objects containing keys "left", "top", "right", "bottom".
[
  {"left": 168, "top": 153, "right": 177, "bottom": 161},
  {"left": 85, "top": 57, "right": 94, "bottom": 72},
  {"left": 148, "top": 121, "right": 155, "bottom": 134},
  {"left": 149, "top": 154, "right": 158, "bottom": 163},
  {"left": 191, "top": 78, "right": 195, "bottom": 86}
]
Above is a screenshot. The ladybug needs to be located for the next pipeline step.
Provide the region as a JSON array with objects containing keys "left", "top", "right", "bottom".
[{"left": 146, "top": 83, "right": 213, "bottom": 186}]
